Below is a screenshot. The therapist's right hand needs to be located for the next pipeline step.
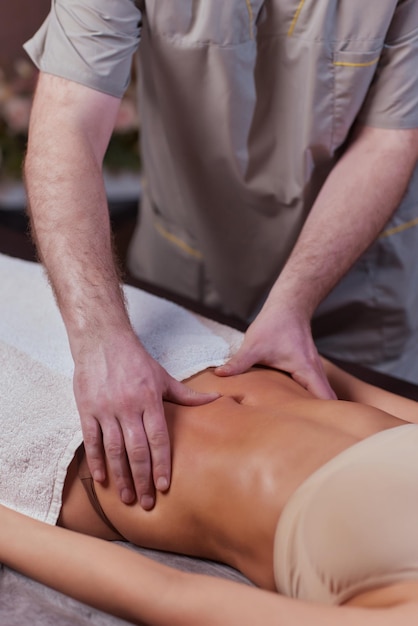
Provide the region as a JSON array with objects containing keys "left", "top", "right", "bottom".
[{"left": 73, "top": 328, "right": 219, "bottom": 510}]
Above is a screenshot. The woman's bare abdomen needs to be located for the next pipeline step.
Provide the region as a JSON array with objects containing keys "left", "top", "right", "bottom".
[{"left": 65, "top": 367, "right": 404, "bottom": 589}]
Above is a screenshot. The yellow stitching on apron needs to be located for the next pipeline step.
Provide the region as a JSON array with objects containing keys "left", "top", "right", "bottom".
[
  {"left": 154, "top": 219, "right": 203, "bottom": 259},
  {"left": 244, "top": 0, "right": 254, "bottom": 39},
  {"left": 379, "top": 216, "right": 418, "bottom": 239},
  {"left": 288, "top": 0, "right": 306, "bottom": 37},
  {"left": 333, "top": 57, "right": 380, "bottom": 68}
]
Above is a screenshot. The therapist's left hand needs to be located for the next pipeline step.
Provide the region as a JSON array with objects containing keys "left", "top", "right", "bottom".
[{"left": 215, "top": 299, "right": 336, "bottom": 400}]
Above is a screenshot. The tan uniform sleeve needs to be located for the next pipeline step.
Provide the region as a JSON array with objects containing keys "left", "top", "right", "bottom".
[
  {"left": 358, "top": 0, "right": 418, "bottom": 129},
  {"left": 23, "top": 0, "right": 142, "bottom": 98}
]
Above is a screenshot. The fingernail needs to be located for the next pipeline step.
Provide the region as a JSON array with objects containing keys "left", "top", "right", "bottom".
[
  {"left": 121, "top": 488, "right": 134, "bottom": 504},
  {"left": 156, "top": 477, "right": 168, "bottom": 491},
  {"left": 140, "top": 495, "right": 155, "bottom": 510}
]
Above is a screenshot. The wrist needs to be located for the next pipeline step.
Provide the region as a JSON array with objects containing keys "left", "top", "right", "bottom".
[
  {"left": 65, "top": 297, "right": 135, "bottom": 358},
  {"left": 266, "top": 272, "right": 320, "bottom": 322}
]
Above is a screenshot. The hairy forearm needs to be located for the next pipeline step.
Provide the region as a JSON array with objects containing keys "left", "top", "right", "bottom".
[
  {"left": 24, "top": 75, "right": 129, "bottom": 353},
  {"left": 25, "top": 134, "right": 128, "bottom": 346},
  {"left": 268, "top": 126, "right": 418, "bottom": 318}
]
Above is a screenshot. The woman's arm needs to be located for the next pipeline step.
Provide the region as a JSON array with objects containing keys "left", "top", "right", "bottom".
[
  {"left": 0, "top": 504, "right": 415, "bottom": 626},
  {"left": 321, "top": 358, "right": 418, "bottom": 423}
]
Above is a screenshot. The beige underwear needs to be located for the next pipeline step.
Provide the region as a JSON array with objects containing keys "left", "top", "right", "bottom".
[{"left": 274, "top": 423, "right": 418, "bottom": 605}]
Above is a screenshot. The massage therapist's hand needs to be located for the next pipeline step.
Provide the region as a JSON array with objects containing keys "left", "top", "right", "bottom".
[
  {"left": 216, "top": 300, "right": 336, "bottom": 400},
  {"left": 73, "top": 328, "right": 219, "bottom": 510}
]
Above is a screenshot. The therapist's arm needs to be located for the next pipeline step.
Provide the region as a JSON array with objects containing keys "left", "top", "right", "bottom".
[
  {"left": 25, "top": 73, "right": 218, "bottom": 509},
  {"left": 218, "top": 125, "right": 418, "bottom": 398}
]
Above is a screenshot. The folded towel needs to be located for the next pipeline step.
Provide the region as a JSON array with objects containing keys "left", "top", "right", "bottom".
[
  {"left": 0, "top": 341, "right": 82, "bottom": 524},
  {"left": 0, "top": 253, "right": 243, "bottom": 524}
]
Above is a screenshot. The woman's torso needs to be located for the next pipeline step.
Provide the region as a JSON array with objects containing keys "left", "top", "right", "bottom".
[{"left": 93, "top": 367, "right": 402, "bottom": 589}]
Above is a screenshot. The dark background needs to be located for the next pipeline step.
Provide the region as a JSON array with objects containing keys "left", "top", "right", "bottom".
[{"left": 0, "top": 1, "right": 50, "bottom": 74}]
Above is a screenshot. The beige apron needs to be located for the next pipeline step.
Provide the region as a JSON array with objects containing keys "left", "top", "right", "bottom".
[{"left": 25, "top": 0, "right": 418, "bottom": 380}]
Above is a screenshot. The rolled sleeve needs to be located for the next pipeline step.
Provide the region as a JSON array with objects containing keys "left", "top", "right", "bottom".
[
  {"left": 24, "top": 0, "right": 141, "bottom": 98},
  {"left": 358, "top": 0, "right": 418, "bottom": 129}
]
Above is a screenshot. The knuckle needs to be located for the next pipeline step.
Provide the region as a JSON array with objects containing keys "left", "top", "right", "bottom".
[
  {"left": 105, "top": 440, "right": 125, "bottom": 459},
  {"left": 82, "top": 428, "right": 99, "bottom": 448},
  {"left": 118, "top": 385, "right": 157, "bottom": 415},
  {"left": 147, "top": 429, "right": 169, "bottom": 450},
  {"left": 129, "top": 443, "right": 150, "bottom": 466},
  {"left": 84, "top": 452, "right": 103, "bottom": 470},
  {"left": 116, "top": 391, "right": 138, "bottom": 413}
]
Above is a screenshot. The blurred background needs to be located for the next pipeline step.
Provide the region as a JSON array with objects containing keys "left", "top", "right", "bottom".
[{"left": 0, "top": 0, "right": 141, "bottom": 266}]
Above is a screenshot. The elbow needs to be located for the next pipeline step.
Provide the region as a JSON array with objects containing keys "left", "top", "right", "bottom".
[
  {"left": 353, "top": 125, "right": 418, "bottom": 167},
  {"left": 390, "top": 127, "right": 418, "bottom": 162}
]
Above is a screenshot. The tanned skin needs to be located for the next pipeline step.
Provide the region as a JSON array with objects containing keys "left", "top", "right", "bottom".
[{"left": 0, "top": 361, "right": 403, "bottom": 624}]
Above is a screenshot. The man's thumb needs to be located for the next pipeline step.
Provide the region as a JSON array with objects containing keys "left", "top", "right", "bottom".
[{"left": 215, "top": 351, "right": 254, "bottom": 377}]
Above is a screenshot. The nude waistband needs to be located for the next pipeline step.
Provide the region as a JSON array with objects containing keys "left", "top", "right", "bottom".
[{"left": 274, "top": 424, "right": 418, "bottom": 605}]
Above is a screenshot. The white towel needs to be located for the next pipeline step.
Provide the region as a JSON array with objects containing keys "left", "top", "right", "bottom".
[{"left": 0, "top": 253, "right": 243, "bottom": 524}]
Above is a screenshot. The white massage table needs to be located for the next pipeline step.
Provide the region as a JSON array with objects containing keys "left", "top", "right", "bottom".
[{"left": 1, "top": 247, "right": 417, "bottom": 626}]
